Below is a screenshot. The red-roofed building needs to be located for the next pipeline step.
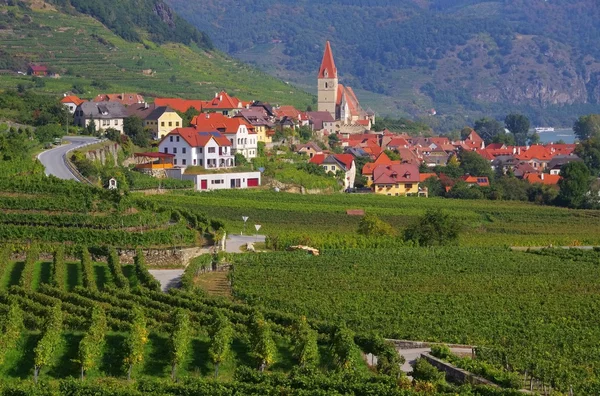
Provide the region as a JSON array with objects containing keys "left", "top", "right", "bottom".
[
  {"left": 462, "top": 175, "right": 490, "bottom": 187},
  {"left": 420, "top": 173, "right": 438, "bottom": 182},
  {"left": 461, "top": 130, "right": 485, "bottom": 150},
  {"left": 93, "top": 93, "right": 144, "bottom": 106},
  {"left": 158, "top": 128, "right": 233, "bottom": 169},
  {"left": 385, "top": 137, "right": 410, "bottom": 150},
  {"left": 191, "top": 113, "right": 257, "bottom": 159},
  {"left": 154, "top": 98, "right": 204, "bottom": 113},
  {"left": 362, "top": 152, "right": 401, "bottom": 186},
  {"left": 28, "top": 64, "right": 48, "bottom": 76},
  {"left": 60, "top": 95, "right": 86, "bottom": 114},
  {"left": 310, "top": 153, "right": 356, "bottom": 189},
  {"left": 372, "top": 163, "right": 420, "bottom": 196},
  {"left": 515, "top": 145, "right": 553, "bottom": 170},
  {"left": 201, "top": 91, "right": 245, "bottom": 115},
  {"left": 524, "top": 172, "right": 561, "bottom": 185}
]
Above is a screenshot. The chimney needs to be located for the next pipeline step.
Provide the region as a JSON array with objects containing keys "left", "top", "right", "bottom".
[
  {"left": 144, "top": 102, "right": 148, "bottom": 109},
  {"left": 513, "top": 147, "right": 516, "bottom": 154},
  {"left": 541, "top": 173, "right": 544, "bottom": 181},
  {"left": 219, "top": 95, "right": 223, "bottom": 101},
  {"left": 215, "top": 92, "right": 218, "bottom": 98}
]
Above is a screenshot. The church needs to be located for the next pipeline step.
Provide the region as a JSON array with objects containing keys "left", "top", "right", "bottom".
[{"left": 317, "top": 41, "right": 375, "bottom": 129}]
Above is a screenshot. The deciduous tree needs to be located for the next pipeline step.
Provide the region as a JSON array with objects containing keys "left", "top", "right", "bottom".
[
  {"left": 404, "top": 209, "right": 461, "bottom": 246},
  {"left": 556, "top": 161, "right": 592, "bottom": 208},
  {"left": 573, "top": 114, "right": 600, "bottom": 141}
]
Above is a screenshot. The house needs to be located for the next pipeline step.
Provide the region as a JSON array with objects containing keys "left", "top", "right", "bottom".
[
  {"left": 524, "top": 173, "right": 561, "bottom": 185},
  {"left": 309, "top": 153, "right": 356, "bottom": 189},
  {"left": 362, "top": 152, "right": 401, "bottom": 187},
  {"left": 60, "top": 95, "right": 85, "bottom": 114},
  {"left": 547, "top": 155, "right": 583, "bottom": 175},
  {"left": 306, "top": 111, "right": 336, "bottom": 135},
  {"left": 461, "top": 175, "right": 490, "bottom": 187},
  {"left": 515, "top": 145, "right": 553, "bottom": 170},
  {"left": 158, "top": 128, "right": 234, "bottom": 169},
  {"left": 372, "top": 163, "right": 420, "bottom": 196},
  {"left": 296, "top": 142, "right": 323, "bottom": 159},
  {"left": 167, "top": 168, "right": 261, "bottom": 191},
  {"left": 250, "top": 101, "right": 276, "bottom": 118},
  {"left": 234, "top": 110, "right": 275, "bottom": 144},
  {"left": 513, "top": 162, "right": 538, "bottom": 178},
  {"left": 201, "top": 91, "right": 247, "bottom": 116},
  {"left": 344, "top": 147, "right": 370, "bottom": 158},
  {"left": 74, "top": 102, "right": 128, "bottom": 133},
  {"left": 154, "top": 98, "right": 204, "bottom": 113},
  {"left": 28, "top": 64, "right": 48, "bottom": 76},
  {"left": 460, "top": 130, "right": 485, "bottom": 150},
  {"left": 93, "top": 93, "right": 144, "bottom": 106},
  {"left": 191, "top": 113, "right": 258, "bottom": 159},
  {"left": 127, "top": 103, "right": 183, "bottom": 140}
]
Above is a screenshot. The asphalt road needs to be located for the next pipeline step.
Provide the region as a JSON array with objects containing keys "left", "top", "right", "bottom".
[
  {"left": 37, "top": 136, "right": 100, "bottom": 180},
  {"left": 148, "top": 269, "right": 184, "bottom": 292},
  {"left": 225, "top": 234, "right": 266, "bottom": 252}
]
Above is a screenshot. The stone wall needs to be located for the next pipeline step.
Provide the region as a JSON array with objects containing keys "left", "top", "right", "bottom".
[
  {"left": 85, "top": 142, "right": 120, "bottom": 166},
  {"left": 422, "top": 353, "right": 499, "bottom": 388}
]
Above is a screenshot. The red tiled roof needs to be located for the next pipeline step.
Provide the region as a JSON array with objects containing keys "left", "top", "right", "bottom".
[
  {"left": 202, "top": 91, "right": 243, "bottom": 110},
  {"left": 524, "top": 173, "right": 561, "bottom": 185},
  {"left": 420, "top": 173, "right": 437, "bottom": 182},
  {"left": 462, "top": 175, "right": 490, "bottom": 187},
  {"left": 475, "top": 149, "right": 495, "bottom": 161},
  {"left": 386, "top": 137, "right": 410, "bottom": 148},
  {"left": 274, "top": 105, "right": 302, "bottom": 120},
  {"left": 29, "top": 65, "right": 47, "bottom": 72},
  {"left": 93, "top": 93, "right": 144, "bottom": 106},
  {"left": 356, "top": 119, "right": 370, "bottom": 126},
  {"left": 61, "top": 95, "right": 85, "bottom": 106},
  {"left": 486, "top": 143, "right": 506, "bottom": 150},
  {"left": 191, "top": 113, "right": 256, "bottom": 135},
  {"left": 318, "top": 41, "right": 337, "bottom": 79},
  {"left": 309, "top": 154, "right": 354, "bottom": 171},
  {"left": 362, "top": 152, "right": 400, "bottom": 176},
  {"left": 161, "top": 128, "right": 231, "bottom": 148},
  {"left": 373, "top": 163, "right": 420, "bottom": 185},
  {"left": 154, "top": 98, "right": 203, "bottom": 113},
  {"left": 515, "top": 145, "right": 553, "bottom": 161}
]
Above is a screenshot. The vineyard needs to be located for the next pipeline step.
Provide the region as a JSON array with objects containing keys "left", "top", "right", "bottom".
[
  {"left": 231, "top": 248, "right": 600, "bottom": 394},
  {"left": 144, "top": 189, "right": 600, "bottom": 247}
]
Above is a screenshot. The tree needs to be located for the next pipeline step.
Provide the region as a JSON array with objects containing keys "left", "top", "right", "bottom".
[
  {"left": 234, "top": 152, "right": 248, "bottom": 167},
  {"left": 208, "top": 312, "right": 233, "bottom": 378},
  {"left": 459, "top": 150, "right": 493, "bottom": 178},
  {"left": 328, "top": 133, "right": 340, "bottom": 148},
  {"left": 86, "top": 119, "right": 97, "bottom": 136},
  {"left": 383, "top": 149, "right": 401, "bottom": 161},
  {"left": 34, "top": 304, "right": 63, "bottom": 384},
  {"left": 249, "top": 312, "right": 275, "bottom": 372},
  {"left": 573, "top": 114, "right": 600, "bottom": 141},
  {"left": 575, "top": 137, "right": 600, "bottom": 176},
  {"left": 105, "top": 128, "right": 121, "bottom": 142},
  {"left": 473, "top": 118, "right": 504, "bottom": 143},
  {"left": 291, "top": 316, "right": 319, "bottom": 367},
  {"left": 357, "top": 213, "right": 397, "bottom": 237},
  {"left": 404, "top": 209, "right": 461, "bottom": 246},
  {"left": 421, "top": 176, "right": 444, "bottom": 197},
  {"left": 504, "top": 113, "right": 530, "bottom": 146},
  {"left": 556, "top": 161, "right": 591, "bottom": 208},
  {"left": 492, "top": 132, "right": 516, "bottom": 146},
  {"left": 169, "top": 309, "right": 191, "bottom": 381},
  {"left": 528, "top": 131, "right": 540, "bottom": 145},
  {"left": 124, "top": 116, "right": 151, "bottom": 147},
  {"left": 77, "top": 306, "right": 107, "bottom": 380},
  {"left": 297, "top": 125, "right": 313, "bottom": 142},
  {"left": 460, "top": 127, "right": 474, "bottom": 140},
  {"left": 34, "top": 124, "right": 63, "bottom": 143},
  {"left": 50, "top": 245, "right": 66, "bottom": 290},
  {"left": 123, "top": 307, "right": 148, "bottom": 380}
]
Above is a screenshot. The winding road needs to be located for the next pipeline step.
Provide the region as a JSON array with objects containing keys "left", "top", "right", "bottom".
[{"left": 37, "top": 136, "right": 100, "bottom": 180}]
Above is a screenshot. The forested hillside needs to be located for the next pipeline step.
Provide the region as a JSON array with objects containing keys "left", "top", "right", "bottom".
[{"left": 168, "top": 0, "right": 600, "bottom": 126}]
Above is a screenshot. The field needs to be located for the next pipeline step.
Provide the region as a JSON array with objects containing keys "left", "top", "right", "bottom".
[
  {"left": 143, "top": 189, "right": 600, "bottom": 247},
  {"left": 0, "top": 5, "right": 314, "bottom": 109},
  {"left": 231, "top": 248, "right": 600, "bottom": 393}
]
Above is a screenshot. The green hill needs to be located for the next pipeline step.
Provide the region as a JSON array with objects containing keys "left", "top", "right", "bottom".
[
  {"left": 0, "top": 1, "right": 314, "bottom": 108},
  {"left": 167, "top": 0, "right": 600, "bottom": 127}
]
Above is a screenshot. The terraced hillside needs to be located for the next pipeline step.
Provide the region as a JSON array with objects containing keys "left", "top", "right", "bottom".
[{"left": 0, "top": 3, "right": 314, "bottom": 109}]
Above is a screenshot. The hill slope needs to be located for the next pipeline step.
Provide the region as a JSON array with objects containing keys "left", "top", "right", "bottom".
[
  {"left": 167, "top": 0, "right": 600, "bottom": 126},
  {"left": 0, "top": 1, "right": 313, "bottom": 108}
]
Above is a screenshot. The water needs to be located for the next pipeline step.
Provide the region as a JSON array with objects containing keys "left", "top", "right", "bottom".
[{"left": 536, "top": 128, "right": 576, "bottom": 144}]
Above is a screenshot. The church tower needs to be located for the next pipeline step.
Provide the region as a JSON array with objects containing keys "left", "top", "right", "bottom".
[{"left": 317, "top": 41, "right": 338, "bottom": 119}]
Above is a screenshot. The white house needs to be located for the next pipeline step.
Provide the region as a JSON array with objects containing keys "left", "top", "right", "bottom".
[
  {"left": 60, "top": 95, "right": 85, "bottom": 114},
  {"left": 166, "top": 168, "right": 261, "bottom": 191},
  {"left": 191, "top": 113, "right": 258, "bottom": 160},
  {"left": 309, "top": 153, "right": 356, "bottom": 189},
  {"left": 158, "top": 128, "right": 234, "bottom": 169},
  {"left": 74, "top": 102, "right": 128, "bottom": 133}
]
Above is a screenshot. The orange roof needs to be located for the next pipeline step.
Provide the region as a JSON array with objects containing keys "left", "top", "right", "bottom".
[
  {"left": 93, "top": 93, "right": 144, "bottom": 106},
  {"left": 420, "top": 173, "right": 437, "bottom": 182},
  {"left": 275, "top": 105, "right": 302, "bottom": 120},
  {"left": 61, "top": 95, "right": 85, "bottom": 106},
  {"left": 475, "top": 149, "right": 495, "bottom": 161},
  {"left": 202, "top": 91, "right": 244, "bottom": 110},
  {"left": 373, "top": 163, "right": 420, "bottom": 185},
  {"left": 356, "top": 119, "right": 370, "bottom": 126},
  {"left": 161, "top": 128, "right": 231, "bottom": 148},
  {"left": 191, "top": 113, "right": 256, "bottom": 135},
  {"left": 309, "top": 153, "right": 354, "bottom": 171},
  {"left": 524, "top": 173, "right": 561, "bottom": 185},
  {"left": 462, "top": 175, "right": 490, "bottom": 187},
  {"left": 318, "top": 41, "right": 337, "bottom": 79},
  {"left": 154, "top": 98, "right": 203, "bottom": 113},
  {"left": 386, "top": 137, "right": 410, "bottom": 148},
  {"left": 362, "top": 152, "right": 400, "bottom": 176},
  {"left": 516, "top": 145, "right": 553, "bottom": 161}
]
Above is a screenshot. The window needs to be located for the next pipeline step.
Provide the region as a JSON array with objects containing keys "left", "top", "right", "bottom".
[
  {"left": 161, "top": 122, "right": 165, "bottom": 127},
  {"left": 182, "top": 147, "right": 186, "bottom": 154},
  {"left": 164, "top": 147, "right": 168, "bottom": 153},
  {"left": 176, "top": 121, "right": 180, "bottom": 126},
  {"left": 199, "top": 147, "right": 203, "bottom": 153},
  {"left": 173, "top": 148, "right": 177, "bottom": 154},
  {"left": 169, "top": 121, "right": 172, "bottom": 127},
  {"left": 208, "top": 147, "right": 215, "bottom": 153},
  {"left": 182, "top": 159, "right": 187, "bottom": 165},
  {"left": 405, "top": 184, "right": 413, "bottom": 189},
  {"left": 169, "top": 136, "right": 173, "bottom": 142},
  {"left": 176, "top": 136, "right": 180, "bottom": 142},
  {"left": 193, "top": 159, "right": 197, "bottom": 165},
  {"left": 174, "top": 159, "right": 177, "bottom": 165},
  {"left": 114, "top": 120, "right": 119, "bottom": 125}
]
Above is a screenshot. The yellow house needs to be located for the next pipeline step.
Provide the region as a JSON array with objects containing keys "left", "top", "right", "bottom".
[
  {"left": 234, "top": 110, "right": 274, "bottom": 144},
  {"left": 146, "top": 106, "right": 183, "bottom": 140},
  {"left": 372, "top": 163, "right": 420, "bottom": 196}
]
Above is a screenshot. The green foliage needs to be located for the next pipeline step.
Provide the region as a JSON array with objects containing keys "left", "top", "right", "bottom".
[
  {"left": 19, "top": 244, "right": 39, "bottom": 289},
  {"left": 430, "top": 344, "right": 451, "bottom": 360},
  {"left": 124, "top": 116, "right": 151, "bottom": 148},
  {"left": 372, "top": 116, "right": 431, "bottom": 134},
  {"left": 80, "top": 246, "right": 97, "bottom": 292},
  {"left": 412, "top": 357, "right": 445, "bottom": 383},
  {"left": 331, "top": 323, "right": 358, "bottom": 371},
  {"left": 123, "top": 306, "right": 148, "bottom": 380},
  {"left": 0, "top": 302, "right": 24, "bottom": 366},
  {"left": 134, "top": 250, "right": 161, "bottom": 291},
  {"left": 50, "top": 245, "right": 66, "bottom": 290},
  {"left": 404, "top": 209, "right": 461, "bottom": 246},
  {"left": 234, "top": 153, "right": 248, "bottom": 167},
  {"left": 573, "top": 114, "right": 600, "bottom": 141},
  {"left": 556, "top": 161, "right": 592, "bottom": 208},
  {"left": 33, "top": 303, "right": 63, "bottom": 383},
  {"left": 108, "top": 248, "right": 129, "bottom": 291},
  {"left": 35, "top": 124, "right": 65, "bottom": 144},
  {"left": 0, "top": 90, "right": 69, "bottom": 127},
  {"left": 249, "top": 312, "right": 275, "bottom": 371},
  {"left": 291, "top": 316, "right": 318, "bottom": 367},
  {"left": 459, "top": 150, "right": 493, "bottom": 179},
  {"left": 357, "top": 213, "right": 397, "bottom": 237},
  {"left": 575, "top": 136, "right": 600, "bottom": 176},
  {"left": 208, "top": 311, "right": 233, "bottom": 378},
  {"left": 383, "top": 149, "right": 401, "bottom": 161},
  {"left": 504, "top": 113, "right": 530, "bottom": 146},
  {"left": 77, "top": 306, "right": 107, "bottom": 379},
  {"left": 169, "top": 309, "right": 191, "bottom": 381},
  {"left": 474, "top": 118, "right": 504, "bottom": 143}
]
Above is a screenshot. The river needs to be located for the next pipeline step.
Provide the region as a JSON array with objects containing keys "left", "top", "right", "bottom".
[{"left": 536, "top": 128, "right": 576, "bottom": 144}]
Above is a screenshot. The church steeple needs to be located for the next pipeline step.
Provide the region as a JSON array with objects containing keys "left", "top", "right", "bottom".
[
  {"left": 318, "top": 41, "right": 337, "bottom": 79},
  {"left": 317, "top": 41, "right": 339, "bottom": 119}
]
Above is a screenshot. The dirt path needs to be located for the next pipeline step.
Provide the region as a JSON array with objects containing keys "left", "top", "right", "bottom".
[{"left": 194, "top": 270, "right": 231, "bottom": 298}]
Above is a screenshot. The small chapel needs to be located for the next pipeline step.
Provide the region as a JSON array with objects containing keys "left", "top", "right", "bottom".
[{"left": 317, "top": 41, "right": 375, "bottom": 129}]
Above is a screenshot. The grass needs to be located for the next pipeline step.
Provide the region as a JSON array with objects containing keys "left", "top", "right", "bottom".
[
  {"left": 193, "top": 271, "right": 232, "bottom": 298},
  {"left": 0, "top": 5, "right": 314, "bottom": 110}
]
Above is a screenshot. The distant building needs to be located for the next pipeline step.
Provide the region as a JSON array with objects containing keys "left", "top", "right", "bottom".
[
  {"left": 93, "top": 93, "right": 144, "bottom": 106},
  {"left": 309, "top": 153, "right": 356, "bottom": 189},
  {"left": 158, "top": 128, "right": 234, "bottom": 169},
  {"left": 191, "top": 113, "right": 258, "bottom": 160},
  {"left": 28, "top": 64, "right": 48, "bottom": 76},
  {"left": 127, "top": 103, "right": 183, "bottom": 140},
  {"left": 372, "top": 163, "right": 420, "bottom": 196},
  {"left": 60, "top": 95, "right": 85, "bottom": 114},
  {"left": 74, "top": 102, "right": 128, "bottom": 133}
]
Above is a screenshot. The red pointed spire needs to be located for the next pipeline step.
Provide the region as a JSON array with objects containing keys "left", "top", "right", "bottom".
[{"left": 318, "top": 41, "right": 337, "bottom": 79}]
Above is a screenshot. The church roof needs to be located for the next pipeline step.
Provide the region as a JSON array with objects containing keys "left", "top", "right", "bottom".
[{"left": 318, "top": 41, "right": 337, "bottom": 79}]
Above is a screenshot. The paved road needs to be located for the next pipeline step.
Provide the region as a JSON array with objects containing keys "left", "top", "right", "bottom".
[
  {"left": 148, "top": 269, "right": 184, "bottom": 292},
  {"left": 37, "top": 136, "right": 100, "bottom": 180},
  {"left": 225, "top": 234, "right": 266, "bottom": 253}
]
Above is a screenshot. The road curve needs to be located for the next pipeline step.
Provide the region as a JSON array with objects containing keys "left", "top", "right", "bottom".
[{"left": 37, "top": 136, "right": 100, "bottom": 180}]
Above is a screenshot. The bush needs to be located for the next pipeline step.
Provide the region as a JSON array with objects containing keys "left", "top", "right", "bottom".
[
  {"left": 430, "top": 344, "right": 451, "bottom": 359},
  {"left": 412, "top": 357, "right": 445, "bottom": 383},
  {"left": 404, "top": 209, "right": 461, "bottom": 246}
]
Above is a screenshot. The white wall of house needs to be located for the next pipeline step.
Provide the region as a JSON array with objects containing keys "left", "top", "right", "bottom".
[
  {"left": 166, "top": 169, "right": 261, "bottom": 191},
  {"left": 75, "top": 117, "right": 124, "bottom": 133},
  {"left": 158, "top": 135, "right": 234, "bottom": 168},
  {"left": 63, "top": 102, "right": 78, "bottom": 114},
  {"left": 226, "top": 125, "right": 258, "bottom": 159}
]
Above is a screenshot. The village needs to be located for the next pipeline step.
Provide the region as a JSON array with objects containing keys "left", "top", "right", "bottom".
[{"left": 52, "top": 42, "right": 580, "bottom": 196}]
